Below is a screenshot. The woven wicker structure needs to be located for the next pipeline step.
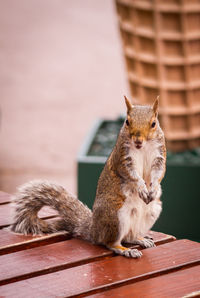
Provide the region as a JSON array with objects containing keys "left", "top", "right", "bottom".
[{"left": 115, "top": 0, "right": 200, "bottom": 152}]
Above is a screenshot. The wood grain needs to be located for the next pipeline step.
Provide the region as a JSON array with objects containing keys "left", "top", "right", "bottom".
[
  {"left": 0, "top": 231, "right": 175, "bottom": 284},
  {"left": 0, "top": 229, "right": 70, "bottom": 255},
  {"left": 0, "top": 240, "right": 199, "bottom": 297},
  {"left": 92, "top": 265, "right": 200, "bottom": 298},
  {"left": 0, "top": 238, "right": 110, "bottom": 286}
]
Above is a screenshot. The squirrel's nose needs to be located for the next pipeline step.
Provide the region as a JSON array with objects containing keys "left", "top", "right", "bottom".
[{"left": 135, "top": 139, "right": 143, "bottom": 149}]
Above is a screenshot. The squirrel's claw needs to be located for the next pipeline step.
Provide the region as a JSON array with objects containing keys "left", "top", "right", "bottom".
[
  {"left": 132, "top": 238, "right": 156, "bottom": 248},
  {"left": 126, "top": 249, "right": 142, "bottom": 258},
  {"left": 138, "top": 190, "right": 148, "bottom": 201},
  {"left": 147, "top": 192, "right": 154, "bottom": 204}
]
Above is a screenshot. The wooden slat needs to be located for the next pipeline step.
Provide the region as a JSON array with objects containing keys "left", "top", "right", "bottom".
[
  {"left": 0, "top": 231, "right": 175, "bottom": 284},
  {"left": 0, "top": 238, "right": 110, "bottom": 286},
  {"left": 0, "top": 229, "right": 175, "bottom": 255},
  {"left": 136, "top": 230, "right": 176, "bottom": 246},
  {"left": 0, "top": 191, "right": 11, "bottom": 204},
  {"left": 0, "top": 229, "right": 70, "bottom": 255},
  {"left": 0, "top": 204, "right": 58, "bottom": 228},
  {"left": 92, "top": 265, "right": 200, "bottom": 298},
  {"left": 0, "top": 240, "right": 199, "bottom": 297},
  {"left": 0, "top": 204, "right": 13, "bottom": 227}
]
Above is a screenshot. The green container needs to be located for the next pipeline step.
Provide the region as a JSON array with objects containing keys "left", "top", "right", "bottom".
[{"left": 77, "top": 118, "right": 200, "bottom": 242}]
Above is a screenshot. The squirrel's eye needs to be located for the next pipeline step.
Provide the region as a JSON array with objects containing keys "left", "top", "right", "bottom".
[
  {"left": 151, "top": 121, "right": 156, "bottom": 128},
  {"left": 126, "top": 119, "right": 129, "bottom": 126}
]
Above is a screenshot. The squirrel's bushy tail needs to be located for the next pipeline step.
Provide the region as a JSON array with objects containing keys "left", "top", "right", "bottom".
[{"left": 11, "top": 180, "right": 92, "bottom": 241}]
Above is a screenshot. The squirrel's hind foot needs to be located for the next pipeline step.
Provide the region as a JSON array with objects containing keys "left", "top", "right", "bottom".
[
  {"left": 132, "top": 237, "right": 156, "bottom": 248},
  {"left": 108, "top": 245, "right": 142, "bottom": 258}
]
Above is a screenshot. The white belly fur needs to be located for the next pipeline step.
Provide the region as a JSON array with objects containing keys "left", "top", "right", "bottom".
[
  {"left": 117, "top": 140, "right": 162, "bottom": 242},
  {"left": 118, "top": 193, "right": 162, "bottom": 242}
]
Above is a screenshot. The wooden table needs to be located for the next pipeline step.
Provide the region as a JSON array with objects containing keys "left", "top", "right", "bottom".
[{"left": 0, "top": 191, "right": 200, "bottom": 297}]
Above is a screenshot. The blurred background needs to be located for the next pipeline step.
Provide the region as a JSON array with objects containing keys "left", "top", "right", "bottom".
[{"left": 0, "top": 0, "right": 128, "bottom": 194}]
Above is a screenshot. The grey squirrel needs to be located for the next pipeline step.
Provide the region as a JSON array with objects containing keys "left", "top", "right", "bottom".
[{"left": 11, "top": 96, "right": 166, "bottom": 258}]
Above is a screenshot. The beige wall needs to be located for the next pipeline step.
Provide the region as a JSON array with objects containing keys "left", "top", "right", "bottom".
[{"left": 0, "top": 0, "right": 128, "bottom": 194}]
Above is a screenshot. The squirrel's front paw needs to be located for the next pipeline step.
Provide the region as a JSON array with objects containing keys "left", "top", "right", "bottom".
[
  {"left": 148, "top": 182, "right": 161, "bottom": 203},
  {"left": 138, "top": 180, "right": 149, "bottom": 204}
]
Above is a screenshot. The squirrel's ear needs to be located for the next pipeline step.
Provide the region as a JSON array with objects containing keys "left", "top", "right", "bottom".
[
  {"left": 152, "top": 96, "right": 159, "bottom": 116},
  {"left": 124, "top": 95, "right": 132, "bottom": 113}
]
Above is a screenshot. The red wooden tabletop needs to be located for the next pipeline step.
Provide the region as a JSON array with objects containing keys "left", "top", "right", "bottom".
[{"left": 0, "top": 191, "right": 199, "bottom": 297}]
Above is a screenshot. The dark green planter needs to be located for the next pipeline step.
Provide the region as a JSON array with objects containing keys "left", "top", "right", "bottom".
[{"left": 77, "top": 118, "right": 200, "bottom": 242}]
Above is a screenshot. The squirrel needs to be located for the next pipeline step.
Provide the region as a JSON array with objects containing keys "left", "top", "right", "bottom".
[{"left": 11, "top": 96, "right": 166, "bottom": 258}]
